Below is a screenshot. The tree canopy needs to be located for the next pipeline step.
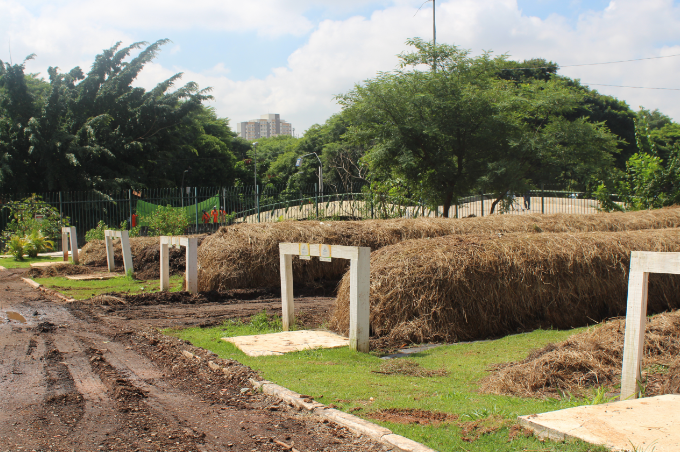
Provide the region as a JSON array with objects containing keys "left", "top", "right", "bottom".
[{"left": 0, "top": 40, "right": 241, "bottom": 194}]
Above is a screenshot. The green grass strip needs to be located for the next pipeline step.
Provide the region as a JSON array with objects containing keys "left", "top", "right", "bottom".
[
  {"left": 170, "top": 313, "right": 609, "bottom": 452},
  {"left": 34, "top": 274, "right": 185, "bottom": 300}
]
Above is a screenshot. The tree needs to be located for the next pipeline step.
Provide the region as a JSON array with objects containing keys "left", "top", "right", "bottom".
[
  {"left": 0, "top": 40, "right": 228, "bottom": 193},
  {"left": 337, "top": 38, "right": 620, "bottom": 216}
]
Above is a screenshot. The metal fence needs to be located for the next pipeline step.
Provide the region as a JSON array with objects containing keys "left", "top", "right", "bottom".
[{"left": 0, "top": 184, "right": 615, "bottom": 251}]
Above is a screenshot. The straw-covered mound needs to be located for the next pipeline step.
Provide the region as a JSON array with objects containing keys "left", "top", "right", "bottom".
[
  {"left": 330, "top": 228, "right": 680, "bottom": 345},
  {"left": 478, "top": 310, "right": 680, "bottom": 398},
  {"left": 197, "top": 207, "right": 680, "bottom": 291}
]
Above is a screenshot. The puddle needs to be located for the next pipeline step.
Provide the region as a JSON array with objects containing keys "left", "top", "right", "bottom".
[{"left": 7, "top": 311, "right": 27, "bottom": 324}]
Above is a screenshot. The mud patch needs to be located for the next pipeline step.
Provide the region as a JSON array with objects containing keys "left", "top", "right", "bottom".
[
  {"left": 457, "top": 415, "right": 513, "bottom": 442},
  {"left": 36, "top": 321, "right": 56, "bottom": 333},
  {"left": 372, "top": 359, "right": 449, "bottom": 378},
  {"left": 369, "top": 408, "right": 457, "bottom": 425}
]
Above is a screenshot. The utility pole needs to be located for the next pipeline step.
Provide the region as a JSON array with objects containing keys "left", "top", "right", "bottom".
[{"left": 432, "top": 0, "right": 436, "bottom": 72}]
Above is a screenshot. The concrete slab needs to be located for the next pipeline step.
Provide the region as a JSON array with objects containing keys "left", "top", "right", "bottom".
[
  {"left": 223, "top": 330, "right": 349, "bottom": 357},
  {"left": 65, "top": 273, "right": 122, "bottom": 281},
  {"left": 519, "top": 394, "right": 680, "bottom": 451}
]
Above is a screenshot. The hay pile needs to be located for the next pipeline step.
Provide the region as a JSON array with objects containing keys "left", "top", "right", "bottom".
[
  {"left": 196, "top": 207, "right": 680, "bottom": 291},
  {"left": 330, "top": 229, "right": 680, "bottom": 345},
  {"left": 478, "top": 310, "right": 680, "bottom": 398},
  {"left": 81, "top": 237, "right": 158, "bottom": 266},
  {"left": 26, "top": 264, "right": 93, "bottom": 278}
]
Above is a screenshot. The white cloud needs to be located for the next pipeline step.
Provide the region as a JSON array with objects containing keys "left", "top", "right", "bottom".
[{"left": 2, "top": 0, "right": 680, "bottom": 134}]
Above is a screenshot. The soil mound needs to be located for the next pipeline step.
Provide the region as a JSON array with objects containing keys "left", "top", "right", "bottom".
[
  {"left": 197, "top": 207, "right": 680, "bottom": 291},
  {"left": 369, "top": 408, "right": 457, "bottom": 425},
  {"left": 26, "top": 264, "right": 93, "bottom": 278},
  {"left": 330, "top": 228, "right": 680, "bottom": 346},
  {"left": 478, "top": 310, "right": 680, "bottom": 398}
]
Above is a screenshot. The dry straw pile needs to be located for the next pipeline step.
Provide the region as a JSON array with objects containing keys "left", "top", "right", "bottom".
[
  {"left": 479, "top": 310, "right": 680, "bottom": 398},
  {"left": 80, "top": 237, "right": 158, "bottom": 266},
  {"left": 197, "top": 207, "right": 680, "bottom": 291},
  {"left": 330, "top": 228, "right": 680, "bottom": 345}
]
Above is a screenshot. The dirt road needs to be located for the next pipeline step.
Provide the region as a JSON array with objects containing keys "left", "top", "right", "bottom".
[{"left": 0, "top": 268, "right": 386, "bottom": 452}]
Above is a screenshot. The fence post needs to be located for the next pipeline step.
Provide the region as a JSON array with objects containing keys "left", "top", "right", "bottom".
[
  {"left": 256, "top": 185, "right": 260, "bottom": 223},
  {"left": 315, "top": 183, "right": 319, "bottom": 219},
  {"left": 59, "top": 191, "right": 63, "bottom": 219},
  {"left": 480, "top": 193, "right": 484, "bottom": 217},
  {"left": 541, "top": 183, "right": 545, "bottom": 214},
  {"left": 455, "top": 203, "right": 458, "bottom": 219},
  {"left": 371, "top": 191, "right": 374, "bottom": 219},
  {"left": 128, "top": 189, "right": 132, "bottom": 230},
  {"left": 195, "top": 187, "right": 198, "bottom": 229}
]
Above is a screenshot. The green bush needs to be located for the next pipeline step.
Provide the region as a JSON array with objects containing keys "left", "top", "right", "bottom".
[
  {"left": 1, "top": 194, "right": 69, "bottom": 247},
  {"left": 6, "top": 235, "right": 28, "bottom": 261},
  {"left": 24, "top": 230, "right": 54, "bottom": 258},
  {"left": 85, "top": 220, "right": 141, "bottom": 242},
  {"left": 146, "top": 205, "right": 191, "bottom": 236}
]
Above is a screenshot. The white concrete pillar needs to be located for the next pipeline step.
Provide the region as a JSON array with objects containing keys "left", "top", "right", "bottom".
[
  {"left": 349, "top": 247, "right": 370, "bottom": 353},
  {"left": 280, "top": 253, "right": 294, "bottom": 331},
  {"left": 62, "top": 229, "right": 69, "bottom": 262},
  {"left": 105, "top": 231, "right": 115, "bottom": 272},
  {"left": 119, "top": 230, "right": 133, "bottom": 275},
  {"left": 160, "top": 238, "right": 170, "bottom": 291},
  {"left": 620, "top": 267, "right": 650, "bottom": 400},
  {"left": 185, "top": 237, "right": 198, "bottom": 294},
  {"left": 69, "top": 227, "right": 79, "bottom": 264}
]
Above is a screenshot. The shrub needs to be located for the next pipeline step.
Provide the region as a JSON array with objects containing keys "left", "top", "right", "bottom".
[
  {"left": 6, "top": 235, "right": 28, "bottom": 261},
  {"left": 1, "top": 195, "right": 69, "bottom": 246},
  {"left": 146, "top": 205, "right": 191, "bottom": 236},
  {"left": 85, "top": 220, "right": 141, "bottom": 242},
  {"left": 24, "top": 230, "right": 54, "bottom": 258}
]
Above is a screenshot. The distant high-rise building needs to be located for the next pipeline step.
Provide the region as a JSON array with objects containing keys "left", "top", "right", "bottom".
[{"left": 236, "top": 114, "right": 293, "bottom": 140}]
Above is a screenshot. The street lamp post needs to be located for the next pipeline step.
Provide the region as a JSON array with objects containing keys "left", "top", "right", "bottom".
[
  {"left": 181, "top": 167, "right": 191, "bottom": 208},
  {"left": 296, "top": 152, "right": 323, "bottom": 195},
  {"left": 252, "top": 142, "right": 259, "bottom": 222}
]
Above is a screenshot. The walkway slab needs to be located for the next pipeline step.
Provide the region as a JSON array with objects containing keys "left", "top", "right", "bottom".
[
  {"left": 30, "top": 261, "right": 67, "bottom": 268},
  {"left": 223, "top": 330, "right": 349, "bottom": 356},
  {"left": 65, "top": 273, "right": 122, "bottom": 281},
  {"left": 519, "top": 394, "right": 680, "bottom": 451}
]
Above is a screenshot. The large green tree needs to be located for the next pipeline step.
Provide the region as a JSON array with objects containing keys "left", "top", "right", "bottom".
[
  {"left": 0, "top": 40, "right": 239, "bottom": 193},
  {"left": 337, "top": 38, "right": 620, "bottom": 216}
]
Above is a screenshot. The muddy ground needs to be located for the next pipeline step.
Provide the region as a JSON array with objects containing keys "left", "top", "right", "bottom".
[{"left": 0, "top": 267, "right": 388, "bottom": 452}]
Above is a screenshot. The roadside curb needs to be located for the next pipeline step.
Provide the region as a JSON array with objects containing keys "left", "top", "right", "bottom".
[
  {"left": 21, "top": 277, "right": 77, "bottom": 303},
  {"left": 249, "top": 378, "right": 437, "bottom": 452}
]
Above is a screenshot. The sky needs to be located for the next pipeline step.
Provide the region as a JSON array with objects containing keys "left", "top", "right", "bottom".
[{"left": 2, "top": 0, "right": 680, "bottom": 135}]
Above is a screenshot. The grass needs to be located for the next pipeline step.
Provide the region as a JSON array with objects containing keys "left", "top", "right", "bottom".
[
  {"left": 0, "top": 255, "right": 64, "bottom": 269},
  {"left": 34, "top": 274, "right": 185, "bottom": 300},
  {"left": 169, "top": 313, "right": 611, "bottom": 452}
]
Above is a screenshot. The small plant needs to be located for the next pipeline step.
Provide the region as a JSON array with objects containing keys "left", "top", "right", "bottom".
[
  {"left": 146, "top": 205, "right": 191, "bottom": 236},
  {"left": 588, "top": 386, "right": 618, "bottom": 405},
  {"left": 85, "top": 220, "right": 140, "bottom": 242},
  {"left": 85, "top": 220, "right": 109, "bottom": 241},
  {"left": 24, "top": 230, "right": 54, "bottom": 258},
  {"left": 6, "top": 235, "right": 28, "bottom": 261}
]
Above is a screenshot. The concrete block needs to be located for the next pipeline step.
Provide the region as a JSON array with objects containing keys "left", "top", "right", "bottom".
[
  {"left": 320, "top": 408, "right": 392, "bottom": 441},
  {"left": 381, "top": 434, "right": 438, "bottom": 452}
]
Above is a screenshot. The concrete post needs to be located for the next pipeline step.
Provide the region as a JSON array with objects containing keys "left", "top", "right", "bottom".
[
  {"left": 620, "top": 251, "right": 680, "bottom": 400},
  {"left": 61, "top": 227, "right": 78, "bottom": 264},
  {"left": 185, "top": 237, "right": 198, "bottom": 294},
  {"left": 280, "top": 252, "right": 294, "bottom": 331},
  {"left": 349, "top": 247, "right": 370, "bottom": 353},
  {"left": 105, "top": 231, "right": 116, "bottom": 272},
  {"left": 160, "top": 239, "right": 170, "bottom": 291}
]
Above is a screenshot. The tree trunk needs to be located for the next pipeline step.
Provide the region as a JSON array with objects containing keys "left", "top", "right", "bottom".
[
  {"left": 442, "top": 191, "right": 454, "bottom": 218},
  {"left": 490, "top": 195, "right": 503, "bottom": 214}
]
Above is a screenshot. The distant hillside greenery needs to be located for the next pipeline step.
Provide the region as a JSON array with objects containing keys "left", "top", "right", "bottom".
[{"left": 1, "top": 38, "right": 678, "bottom": 215}]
